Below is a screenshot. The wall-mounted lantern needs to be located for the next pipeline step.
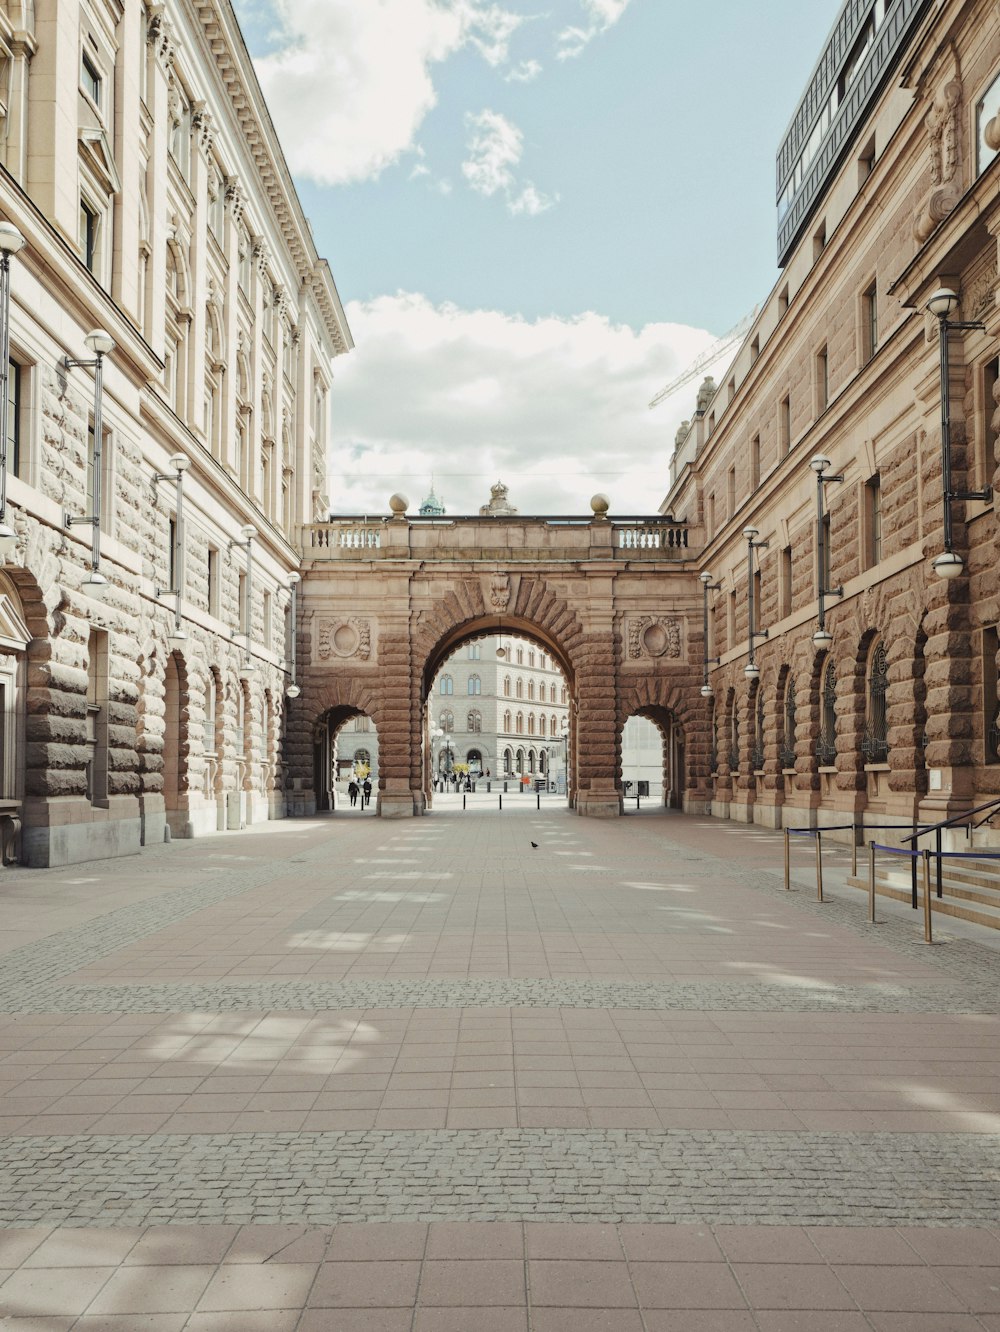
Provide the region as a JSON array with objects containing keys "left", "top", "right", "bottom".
[
  {"left": 925, "top": 287, "right": 988, "bottom": 579},
  {"left": 285, "top": 570, "right": 301, "bottom": 698},
  {"left": 809, "top": 454, "right": 843, "bottom": 648},
  {"left": 742, "top": 526, "right": 768, "bottom": 680},
  {"left": 0, "top": 221, "right": 25, "bottom": 561},
  {"left": 699, "top": 570, "right": 721, "bottom": 697},
  {"left": 153, "top": 452, "right": 191, "bottom": 647},
  {"left": 229, "top": 523, "right": 257, "bottom": 678},
  {"left": 63, "top": 328, "right": 116, "bottom": 599}
]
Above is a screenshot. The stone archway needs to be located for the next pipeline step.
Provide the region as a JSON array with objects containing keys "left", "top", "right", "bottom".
[
  {"left": 618, "top": 676, "right": 707, "bottom": 814},
  {"left": 163, "top": 650, "right": 190, "bottom": 838}
]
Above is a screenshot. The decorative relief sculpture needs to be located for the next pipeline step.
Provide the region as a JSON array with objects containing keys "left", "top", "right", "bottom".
[
  {"left": 318, "top": 618, "right": 372, "bottom": 660},
  {"left": 914, "top": 79, "right": 963, "bottom": 243},
  {"left": 628, "top": 616, "right": 682, "bottom": 660},
  {"left": 964, "top": 262, "right": 998, "bottom": 321},
  {"left": 490, "top": 572, "right": 511, "bottom": 612}
]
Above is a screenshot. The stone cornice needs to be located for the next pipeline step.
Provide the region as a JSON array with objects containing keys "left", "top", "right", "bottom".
[{"left": 185, "top": 0, "right": 353, "bottom": 358}]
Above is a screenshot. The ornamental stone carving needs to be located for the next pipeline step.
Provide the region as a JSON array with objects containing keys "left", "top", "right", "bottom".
[
  {"left": 318, "top": 618, "right": 372, "bottom": 661},
  {"left": 192, "top": 101, "right": 214, "bottom": 152},
  {"left": 490, "top": 572, "right": 511, "bottom": 611},
  {"left": 627, "top": 616, "right": 682, "bottom": 660},
  {"left": 965, "top": 262, "right": 998, "bottom": 321},
  {"left": 914, "top": 79, "right": 962, "bottom": 243},
  {"left": 147, "top": 6, "right": 176, "bottom": 68},
  {"left": 225, "top": 176, "right": 245, "bottom": 222}
]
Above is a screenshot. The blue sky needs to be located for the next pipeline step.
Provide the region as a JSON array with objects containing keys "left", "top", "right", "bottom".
[{"left": 234, "top": 0, "right": 842, "bottom": 514}]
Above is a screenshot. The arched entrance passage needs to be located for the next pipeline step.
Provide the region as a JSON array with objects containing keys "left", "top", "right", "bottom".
[
  {"left": 163, "top": 650, "right": 190, "bottom": 837},
  {"left": 618, "top": 678, "right": 707, "bottom": 813},
  {"left": 312, "top": 704, "right": 379, "bottom": 811},
  {"left": 619, "top": 709, "right": 684, "bottom": 809},
  {"left": 418, "top": 617, "right": 576, "bottom": 813}
]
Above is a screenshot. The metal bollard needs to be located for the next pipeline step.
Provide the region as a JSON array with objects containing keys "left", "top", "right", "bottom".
[
  {"left": 636, "top": 796, "right": 640, "bottom": 810},
  {"left": 537, "top": 792, "right": 540, "bottom": 810},
  {"left": 783, "top": 828, "right": 790, "bottom": 891},
  {"left": 499, "top": 794, "right": 502, "bottom": 811},
  {"left": 815, "top": 830, "right": 824, "bottom": 902},
  {"left": 922, "top": 848, "right": 934, "bottom": 943},
  {"left": 868, "top": 841, "right": 876, "bottom": 923},
  {"left": 463, "top": 793, "right": 466, "bottom": 810}
]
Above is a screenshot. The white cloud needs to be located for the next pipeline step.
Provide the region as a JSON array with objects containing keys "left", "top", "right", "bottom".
[
  {"left": 462, "top": 110, "right": 557, "bottom": 215},
  {"left": 327, "top": 293, "right": 718, "bottom": 517},
  {"left": 243, "top": 0, "right": 524, "bottom": 186},
  {"left": 506, "top": 58, "right": 543, "bottom": 82},
  {"left": 556, "top": 0, "right": 631, "bottom": 59}
]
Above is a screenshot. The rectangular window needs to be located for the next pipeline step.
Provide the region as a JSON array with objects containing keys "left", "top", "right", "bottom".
[
  {"left": 864, "top": 474, "right": 882, "bottom": 569},
  {"left": 86, "top": 629, "right": 109, "bottom": 807},
  {"left": 779, "top": 395, "right": 791, "bottom": 456},
  {"left": 207, "top": 546, "right": 219, "bottom": 617},
  {"left": 727, "top": 466, "right": 736, "bottom": 519},
  {"left": 750, "top": 433, "right": 760, "bottom": 491},
  {"left": 81, "top": 52, "right": 101, "bottom": 107},
  {"left": 862, "top": 282, "right": 878, "bottom": 363},
  {"left": 168, "top": 518, "right": 177, "bottom": 592},
  {"left": 816, "top": 346, "right": 829, "bottom": 413},
  {"left": 7, "top": 360, "right": 20, "bottom": 478},
  {"left": 983, "top": 358, "right": 999, "bottom": 489},
  {"left": 780, "top": 545, "right": 792, "bottom": 619},
  {"left": 80, "top": 200, "right": 99, "bottom": 274},
  {"left": 984, "top": 625, "right": 1000, "bottom": 765}
]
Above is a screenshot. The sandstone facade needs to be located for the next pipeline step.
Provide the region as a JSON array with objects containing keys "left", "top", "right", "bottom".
[{"left": 0, "top": 0, "right": 350, "bottom": 866}]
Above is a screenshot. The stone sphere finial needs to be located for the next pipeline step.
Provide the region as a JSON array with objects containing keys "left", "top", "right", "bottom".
[
  {"left": 388, "top": 493, "right": 409, "bottom": 515},
  {"left": 590, "top": 493, "right": 610, "bottom": 519}
]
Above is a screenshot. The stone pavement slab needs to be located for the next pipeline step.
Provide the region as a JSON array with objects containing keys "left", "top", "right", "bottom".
[{"left": 0, "top": 808, "right": 999, "bottom": 1327}]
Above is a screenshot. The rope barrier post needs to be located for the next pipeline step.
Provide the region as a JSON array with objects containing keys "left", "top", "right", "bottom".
[
  {"left": 922, "top": 848, "right": 934, "bottom": 943},
  {"left": 868, "top": 841, "right": 876, "bottom": 922},
  {"left": 911, "top": 846, "right": 918, "bottom": 910},
  {"left": 815, "top": 830, "right": 824, "bottom": 903},
  {"left": 499, "top": 794, "right": 502, "bottom": 811},
  {"left": 463, "top": 793, "right": 466, "bottom": 811},
  {"left": 537, "top": 792, "right": 540, "bottom": 811},
  {"left": 851, "top": 820, "right": 857, "bottom": 879},
  {"left": 636, "top": 795, "right": 640, "bottom": 811},
  {"left": 783, "top": 828, "right": 790, "bottom": 891},
  {"left": 935, "top": 827, "right": 943, "bottom": 899}
]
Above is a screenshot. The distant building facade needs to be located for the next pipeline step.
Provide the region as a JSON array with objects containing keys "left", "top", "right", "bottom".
[{"left": 0, "top": 0, "right": 351, "bottom": 865}]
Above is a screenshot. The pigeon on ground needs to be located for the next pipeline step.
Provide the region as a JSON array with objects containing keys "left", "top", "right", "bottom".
[{"left": 530, "top": 841, "right": 538, "bottom": 848}]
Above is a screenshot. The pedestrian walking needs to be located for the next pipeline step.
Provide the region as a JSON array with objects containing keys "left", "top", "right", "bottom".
[
  {"left": 348, "top": 779, "right": 358, "bottom": 807},
  {"left": 362, "top": 778, "right": 372, "bottom": 807}
]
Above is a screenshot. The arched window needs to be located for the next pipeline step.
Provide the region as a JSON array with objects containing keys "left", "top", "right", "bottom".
[
  {"left": 528, "top": 650, "right": 535, "bottom": 667},
  {"left": 550, "top": 713, "right": 557, "bottom": 735},
  {"left": 467, "top": 748, "right": 482, "bottom": 770},
  {"left": 817, "top": 658, "right": 837, "bottom": 765},
  {"left": 752, "top": 688, "right": 765, "bottom": 770},
  {"left": 528, "top": 713, "right": 536, "bottom": 735},
  {"left": 561, "top": 685, "right": 567, "bottom": 704},
  {"left": 516, "top": 747, "right": 525, "bottom": 773},
  {"left": 527, "top": 680, "right": 535, "bottom": 700},
  {"left": 440, "top": 709, "right": 454, "bottom": 732},
  {"left": 503, "top": 747, "right": 513, "bottom": 774},
  {"left": 862, "top": 639, "right": 889, "bottom": 762},
  {"left": 468, "top": 709, "right": 482, "bottom": 732},
  {"left": 503, "top": 709, "right": 512, "bottom": 731},
  {"left": 467, "top": 674, "right": 481, "bottom": 696},
  {"left": 503, "top": 675, "right": 511, "bottom": 697},
  {"left": 516, "top": 678, "right": 524, "bottom": 699},
  {"left": 516, "top": 647, "right": 524, "bottom": 664},
  {"left": 780, "top": 677, "right": 797, "bottom": 770},
  {"left": 440, "top": 674, "right": 453, "bottom": 695},
  {"left": 468, "top": 643, "right": 481, "bottom": 660},
  {"left": 516, "top": 712, "right": 524, "bottom": 734},
  {"left": 539, "top": 714, "right": 547, "bottom": 736},
  {"left": 528, "top": 749, "right": 536, "bottom": 773},
  {"left": 550, "top": 683, "right": 557, "bottom": 702}
]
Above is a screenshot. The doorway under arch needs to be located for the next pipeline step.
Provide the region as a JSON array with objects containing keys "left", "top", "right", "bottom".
[{"left": 163, "top": 650, "right": 190, "bottom": 837}]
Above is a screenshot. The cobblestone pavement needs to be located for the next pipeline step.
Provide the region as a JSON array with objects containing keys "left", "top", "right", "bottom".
[{"left": 2, "top": 808, "right": 1000, "bottom": 1328}]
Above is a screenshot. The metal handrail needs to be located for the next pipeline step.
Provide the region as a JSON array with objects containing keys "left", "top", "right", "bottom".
[{"left": 900, "top": 795, "right": 1000, "bottom": 843}]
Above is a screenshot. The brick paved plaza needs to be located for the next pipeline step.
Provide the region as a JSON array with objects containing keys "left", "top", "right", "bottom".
[{"left": 1, "top": 803, "right": 1000, "bottom": 1328}]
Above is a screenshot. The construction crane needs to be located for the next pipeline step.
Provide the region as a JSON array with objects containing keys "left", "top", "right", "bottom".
[{"left": 648, "top": 305, "right": 760, "bottom": 410}]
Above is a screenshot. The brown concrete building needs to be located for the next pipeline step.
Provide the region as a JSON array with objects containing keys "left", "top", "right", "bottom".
[{"left": 665, "top": 0, "right": 1000, "bottom": 835}]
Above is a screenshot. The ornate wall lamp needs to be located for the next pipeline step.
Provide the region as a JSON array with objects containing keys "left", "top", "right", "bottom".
[
  {"left": 285, "top": 570, "right": 301, "bottom": 698},
  {"left": 229, "top": 523, "right": 257, "bottom": 678},
  {"left": 926, "top": 287, "right": 988, "bottom": 579},
  {"left": 0, "top": 221, "right": 25, "bottom": 560},
  {"left": 809, "top": 454, "right": 843, "bottom": 649},
  {"left": 153, "top": 452, "right": 191, "bottom": 647},
  {"left": 698, "top": 570, "right": 721, "bottom": 697},
  {"left": 63, "top": 328, "right": 116, "bottom": 599},
  {"left": 742, "top": 526, "right": 768, "bottom": 681}
]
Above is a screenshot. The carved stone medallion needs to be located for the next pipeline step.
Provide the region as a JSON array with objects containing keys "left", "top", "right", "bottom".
[
  {"left": 628, "top": 616, "right": 682, "bottom": 660},
  {"left": 318, "top": 618, "right": 372, "bottom": 660}
]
